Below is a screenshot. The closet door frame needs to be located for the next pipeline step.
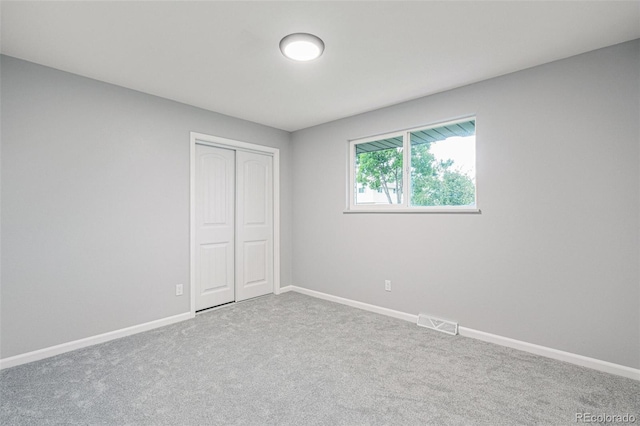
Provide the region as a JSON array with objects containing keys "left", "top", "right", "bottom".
[{"left": 189, "top": 132, "right": 281, "bottom": 317}]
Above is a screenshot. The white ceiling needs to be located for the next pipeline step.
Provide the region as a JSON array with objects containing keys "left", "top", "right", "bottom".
[{"left": 1, "top": 1, "right": 639, "bottom": 132}]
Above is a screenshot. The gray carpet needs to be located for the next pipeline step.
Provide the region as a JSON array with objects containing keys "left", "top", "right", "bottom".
[{"left": 1, "top": 292, "right": 638, "bottom": 425}]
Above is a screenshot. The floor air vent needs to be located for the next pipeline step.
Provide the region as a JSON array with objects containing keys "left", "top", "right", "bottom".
[{"left": 417, "top": 314, "right": 458, "bottom": 335}]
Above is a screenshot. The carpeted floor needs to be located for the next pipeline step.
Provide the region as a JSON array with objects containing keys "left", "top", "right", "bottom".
[{"left": 1, "top": 292, "right": 638, "bottom": 425}]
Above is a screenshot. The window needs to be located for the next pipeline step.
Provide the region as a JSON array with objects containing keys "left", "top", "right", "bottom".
[{"left": 348, "top": 117, "right": 477, "bottom": 212}]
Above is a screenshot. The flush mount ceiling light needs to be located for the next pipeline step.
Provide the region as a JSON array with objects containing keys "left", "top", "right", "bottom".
[{"left": 279, "top": 33, "right": 325, "bottom": 62}]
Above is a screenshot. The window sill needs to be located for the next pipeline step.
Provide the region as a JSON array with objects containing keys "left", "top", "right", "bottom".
[{"left": 343, "top": 208, "right": 481, "bottom": 214}]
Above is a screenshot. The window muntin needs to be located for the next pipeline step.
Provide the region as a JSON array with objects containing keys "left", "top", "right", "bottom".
[
  {"left": 354, "top": 134, "right": 404, "bottom": 205},
  {"left": 349, "top": 118, "right": 476, "bottom": 211}
]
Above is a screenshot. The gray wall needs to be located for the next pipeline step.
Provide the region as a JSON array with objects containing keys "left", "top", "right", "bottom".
[
  {"left": 0, "top": 56, "right": 293, "bottom": 358},
  {"left": 3, "top": 40, "right": 639, "bottom": 369},
  {"left": 291, "top": 40, "right": 640, "bottom": 369}
]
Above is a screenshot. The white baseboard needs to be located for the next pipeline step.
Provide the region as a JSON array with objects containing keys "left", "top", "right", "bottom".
[
  {"left": 0, "top": 312, "right": 193, "bottom": 370},
  {"left": 284, "top": 286, "right": 640, "bottom": 381},
  {"left": 457, "top": 327, "right": 640, "bottom": 381},
  {"left": 289, "top": 285, "right": 417, "bottom": 323}
]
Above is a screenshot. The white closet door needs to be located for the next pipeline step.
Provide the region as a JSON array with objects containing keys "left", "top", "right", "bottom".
[
  {"left": 195, "top": 144, "right": 235, "bottom": 310},
  {"left": 235, "top": 151, "right": 273, "bottom": 302}
]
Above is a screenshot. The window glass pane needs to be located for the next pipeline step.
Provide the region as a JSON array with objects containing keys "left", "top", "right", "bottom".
[
  {"left": 410, "top": 120, "right": 476, "bottom": 207},
  {"left": 355, "top": 136, "right": 404, "bottom": 205}
]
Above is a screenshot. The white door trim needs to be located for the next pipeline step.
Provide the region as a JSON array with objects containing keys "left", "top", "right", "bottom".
[{"left": 190, "top": 132, "right": 281, "bottom": 317}]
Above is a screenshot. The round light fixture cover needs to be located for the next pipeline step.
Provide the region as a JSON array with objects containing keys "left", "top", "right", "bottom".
[{"left": 279, "top": 33, "right": 325, "bottom": 61}]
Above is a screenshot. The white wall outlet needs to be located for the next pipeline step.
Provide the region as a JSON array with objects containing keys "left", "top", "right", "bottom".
[
  {"left": 385, "top": 280, "right": 391, "bottom": 292},
  {"left": 176, "top": 284, "right": 183, "bottom": 296}
]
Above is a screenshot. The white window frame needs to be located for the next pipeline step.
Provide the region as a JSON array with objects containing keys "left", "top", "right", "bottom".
[{"left": 346, "top": 117, "right": 480, "bottom": 214}]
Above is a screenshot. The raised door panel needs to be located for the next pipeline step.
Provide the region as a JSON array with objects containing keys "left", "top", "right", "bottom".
[
  {"left": 202, "top": 155, "right": 230, "bottom": 226},
  {"left": 243, "top": 241, "right": 267, "bottom": 286},
  {"left": 243, "top": 161, "right": 267, "bottom": 225},
  {"left": 199, "top": 243, "right": 231, "bottom": 293}
]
